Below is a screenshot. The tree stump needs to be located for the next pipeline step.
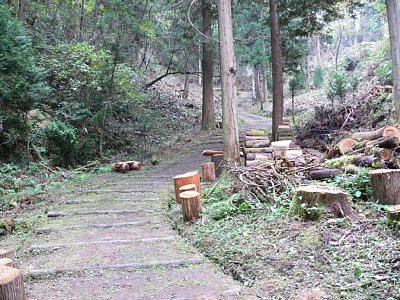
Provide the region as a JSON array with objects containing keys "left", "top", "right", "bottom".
[
  {"left": 173, "top": 171, "right": 201, "bottom": 204},
  {"left": 0, "top": 265, "right": 26, "bottom": 300},
  {"left": 0, "top": 258, "right": 15, "bottom": 268},
  {"left": 292, "top": 186, "right": 353, "bottom": 220},
  {"left": 211, "top": 154, "right": 224, "bottom": 177},
  {"left": 369, "top": 169, "right": 400, "bottom": 205},
  {"left": 0, "top": 250, "right": 12, "bottom": 259},
  {"left": 179, "top": 184, "right": 197, "bottom": 193},
  {"left": 180, "top": 191, "right": 201, "bottom": 221},
  {"left": 126, "top": 161, "right": 141, "bottom": 170},
  {"left": 387, "top": 205, "right": 400, "bottom": 222},
  {"left": 201, "top": 162, "right": 216, "bottom": 181}
]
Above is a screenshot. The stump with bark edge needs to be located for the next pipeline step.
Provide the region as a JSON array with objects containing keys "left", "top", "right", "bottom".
[
  {"left": 0, "top": 265, "right": 26, "bottom": 300},
  {"left": 293, "top": 186, "right": 353, "bottom": 220},
  {"left": 180, "top": 191, "right": 202, "bottom": 221},
  {"left": 0, "top": 249, "right": 12, "bottom": 259},
  {"left": 369, "top": 169, "right": 400, "bottom": 205},
  {"left": 202, "top": 162, "right": 216, "bottom": 181},
  {"left": 387, "top": 205, "right": 400, "bottom": 222},
  {"left": 173, "top": 171, "right": 201, "bottom": 204}
]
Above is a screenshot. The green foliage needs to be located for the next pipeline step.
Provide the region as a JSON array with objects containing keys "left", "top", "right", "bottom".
[
  {"left": 326, "top": 169, "right": 372, "bottom": 201},
  {"left": 326, "top": 70, "right": 349, "bottom": 104},
  {"left": 313, "top": 65, "right": 324, "bottom": 88},
  {"left": 289, "top": 70, "right": 306, "bottom": 96},
  {"left": 0, "top": 3, "right": 47, "bottom": 160}
]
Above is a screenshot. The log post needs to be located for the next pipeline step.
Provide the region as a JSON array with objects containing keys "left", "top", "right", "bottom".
[
  {"left": 0, "top": 250, "right": 12, "bottom": 259},
  {"left": 211, "top": 154, "right": 224, "bottom": 177},
  {"left": 202, "top": 162, "right": 216, "bottom": 181},
  {"left": 173, "top": 171, "right": 201, "bottom": 204},
  {"left": 180, "top": 191, "right": 202, "bottom": 221},
  {"left": 292, "top": 186, "right": 353, "bottom": 220},
  {"left": 369, "top": 169, "right": 400, "bottom": 205},
  {"left": 0, "top": 265, "right": 26, "bottom": 300},
  {"left": 387, "top": 205, "right": 400, "bottom": 222},
  {"left": 0, "top": 258, "right": 15, "bottom": 268}
]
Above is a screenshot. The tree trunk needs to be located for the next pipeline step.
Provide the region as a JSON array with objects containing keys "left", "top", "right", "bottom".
[
  {"left": 79, "top": 0, "right": 85, "bottom": 41},
  {"left": 316, "top": 35, "right": 322, "bottom": 66},
  {"left": 183, "top": 46, "right": 191, "bottom": 99},
  {"left": 335, "top": 25, "right": 343, "bottom": 71},
  {"left": 369, "top": 169, "right": 400, "bottom": 205},
  {"left": 211, "top": 154, "right": 224, "bottom": 177},
  {"left": 217, "top": 0, "right": 240, "bottom": 163},
  {"left": 386, "top": 0, "right": 400, "bottom": 115},
  {"left": 202, "top": 162, "right": 216, "bottom": 181},
  {"left": 18, "top": 0, "right": 25, "bottom": 24},
  {"left": 254, "top": 66, "right": 262, "bottom": 108},
  {"left": 0, "top": 265, "right": 26, "bottom": 300},
  {"left": 90, "top": 0, "right": 101, "bottom": 44},
  {"left": 180, "top": 191, "right": 202, "bottom": 221},
  {"left": 262, "top": 65, "right": 268, "bottom": 107},
  {"left": 173, "top": 171, "right": 201, "bottom": 204},
  {"left": 269, "top": 0, "right": 284, "bottom": 141}
]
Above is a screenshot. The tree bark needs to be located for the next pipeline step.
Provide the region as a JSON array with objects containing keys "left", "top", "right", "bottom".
[
  {"left": 202, "top": 162, "right": 216, "bottom": 181},
  {"left": 269, "top": 0, "right": 284, "bottom": 141},
  {"left": 262, "top": 65, "right": 268, "bottom": 108},
  {"left": 180, "top": 191, "right": 202, "bottom": 221},
  {"left": 90, "top": 0, "right": 101, "bottom": 44},
  {"left": 386, "top": 0, "right": 400, "bottom": 115},
  {"left": 254, "top": 66, "right": 262, "bottom": 108},
  {"left": 217, "top": 0, "right": 240, "bottom": 164},
  {"left": 0, "top": 265, "right": 26, "bottom": 300},
  {"left": 79, "top": 0, "right": 85, "bottom": 41},
  {"left": 370, "top": 169, "right": 400, "bottom": 205},
  {"left": 316, "top": 35, "right": 322, "bottom": 66},
  {"left": 18, "top": 0, "right": 26, "bottom": 24}
]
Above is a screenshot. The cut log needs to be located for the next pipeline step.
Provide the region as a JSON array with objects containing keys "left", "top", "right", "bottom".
[
  {"left": 0, "top": 250, "right": 12, "bottom": 259},
  {"left": 350, "top": 127, "right": 385, "bottom": 141},
  {"left": 369, "top": 169, "right": 400, "bottom": 205},
  {"left": 112, "top": 162, "right": 129, "bottom": 173},
  {"left": 244, "top": 147, "right": 273, "bottom": 154},
  {"left": 245, "top": 136, "right": 269, "bottom": 141},
  {"left": 179, "top": 184, "right": 197, "bottom": 193},
  {"left": 338, "top": 138, "right": 357, "bottom": 154},
  {"left": 126, "top": 161, "right": 141, "bottom": 170},
  {"left": 201, "top": 162, "right": 216, "bottom": 181},
  {"left": 246, "top": 160, "right": 264, "bottom": 167},
  {"left": 277, "top": 125, "right": 292, "bottom": 134},
  {"left": 246, "top": 153, "right": 272, "bottom": 160},
  {"left": 293, "top": 186, "right": 353, "bottom": 220},
  {"left": 245, "top": 140, "right": 270, "bottom": 148},
  {"left": 211, "top": 154, "right": 224, "bottom": 177},
  {"left": 246, "top": 129, "right": 265, "bottom": 136},
  {"left": 202, "top": 150, "right": 223, "bottom": 157},
  {"left": 180, "top": 191, "right": 201, "bottom": 221},
  {"left": 352, "top": 155, "right": 384, "bottom": 167},
  {"left": 366, "top": 147, "right": 392, "bottom": 161},
  {"left": 173, "top": 171, "right": 201, "bottom": 204},
  {"left": 283, "top": 149, "right": 303, "bottom": 160},
  {"left": 271, "top": 140, "right": 292, "bottom": 149},
  {"left": 308, "top": 168, "right": 340, "bottom": 180},
  {"left": 387, "top": 205, "right": 400, "bottom": 222},
  {"left": 47, "top": 211, "right": 66, "bottom": 218},
  {"left": 0, "top": 258, "right": 14, "bottom": 268},
  {"left": 0, "top": 265, "right": 26, "bottom": 300},
  {"left": 278, "top": 135, "right": 293, "bottom": 141},
  {"left": 383, "top": 125, "right": 400, "bottom": 139}
]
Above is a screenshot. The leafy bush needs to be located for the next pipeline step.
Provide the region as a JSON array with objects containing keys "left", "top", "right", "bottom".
[
  {"left": 326, "top": 70, "right": 349, "bottom": 105},
  {"left": 0, "top": 4, "right": 47, "bottom": 160},
  {"left": 313, "top": 65, "right": 324, "bottom": 88}
]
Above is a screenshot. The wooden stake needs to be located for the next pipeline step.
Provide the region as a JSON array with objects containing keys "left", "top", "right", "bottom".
[
  {"left": 173, "top": 171, "right": 201, "bottom": 204},
  {"left": 179, "top": 191, "right": 201, "bottom": 221},
  {"left": 0, "top": 265, "right": 26, "bottom": 300},
  {"left": 201, "top": 162, "right": 216, "bottom": 181},
  {"left": 211, "top": 154, "right": 224, "bottom": 177},
  {"left": 369, "top": 169, "right": 400, "bottom": 205}
]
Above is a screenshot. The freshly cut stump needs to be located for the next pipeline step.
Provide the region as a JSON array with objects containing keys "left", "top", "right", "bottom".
[
  {"left": 126, "top": 161, "right": 141, "bottom": 170},
  {"left": 0, "top": 265, "right": 26, "bottom": 300},
  {"left": 338, "top": 138, "right": 357, "bottom": 154},
  {"left": 0, "top": 258, "right": 14, "bottom": 268},
  {"left": 387, "top": 205, "right": 400, "bottom": 222},
  {"left": 383, "top": 125, "right": 400, "bottom": 139},
  {"left": 0, "top": 250, "right": 12, "bottom": 259},
  {"left": 211, "top": 154, "right": 224, "bottom": 177},
  {"left": 201, "top": 162, "right": 216, "bottom": 181},
  {"left": 294, "top": 186, "right": 353, "bottom": 220},
  {"left": 369, "top": 169, "right": 400, "bottom": 205},
  {"left": 179, "top": 184, "right": 197, "bottom": 194},
  {"left": 173, "top": 171, "right": 201, "bottom": 204},
  {"left": 180, "top": 191, "right": 201, "bottom": 221}
]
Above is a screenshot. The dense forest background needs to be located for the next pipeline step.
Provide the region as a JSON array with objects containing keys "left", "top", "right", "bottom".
[{"left": 0, "top": 0, "right": 396, "bottom": 199}]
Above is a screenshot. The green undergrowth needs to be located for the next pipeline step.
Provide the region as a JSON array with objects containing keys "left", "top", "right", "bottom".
[{"left": 169, "top": 172, "right": 400, "bottom": 299}]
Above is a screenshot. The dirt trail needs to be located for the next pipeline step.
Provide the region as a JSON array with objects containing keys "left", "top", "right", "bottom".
[{"left": 15, "top": 91, "right": 270, "bottom": 299}]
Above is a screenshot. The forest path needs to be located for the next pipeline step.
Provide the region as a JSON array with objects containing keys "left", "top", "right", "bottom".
[{"left": 19, "top": 91, "right": 270, "bottom": 299}]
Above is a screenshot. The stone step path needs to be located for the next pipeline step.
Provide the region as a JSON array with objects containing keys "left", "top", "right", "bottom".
[{"left": 18, "top": 131, "right": 242, "bottom": 300}]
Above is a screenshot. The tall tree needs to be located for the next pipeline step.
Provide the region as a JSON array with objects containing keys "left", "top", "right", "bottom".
[
  {"left": 218, "top": 0, "right": 240, "bottom": 163},
  {"left": 18, "top": 0, "right": 25, "bottom": 23},
  {"left": 201, "top": 0, "right": 216, "bottom": 130},
  {"left": 386, "top": 0, "right": 400, "bottom": 115},
  {"left": 269, "top": 0, "right": 284, "bottom": 141}
]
